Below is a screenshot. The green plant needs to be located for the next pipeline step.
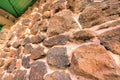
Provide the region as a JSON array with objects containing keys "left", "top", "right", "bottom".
[
  {"left": 0, "top": 0, "right": 36, "bottom": 18},
  {"left": 0, "top": 24, "right": 3, "bottom": 32}
]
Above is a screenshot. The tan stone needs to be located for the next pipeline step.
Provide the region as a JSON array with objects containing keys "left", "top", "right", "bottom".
[
  {"left": 98, "top": 27, "right": 120, "bottom": 55},
  {"left": 3, "top": 74, "right": 13, "bottom": 80},
  {"left": 71, "top": 43, "right": 120, "bottom": 80}
]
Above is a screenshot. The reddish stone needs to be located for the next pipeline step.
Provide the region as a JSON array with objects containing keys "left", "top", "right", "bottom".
[
  {"left": 71, "top": 43, "right": 120, "bottom": 80},
  {"left": 98, "top": 27, "right": 120, "bottom": 55},
  {"left": 30, "top": 46, "right": 45, "bottom": 60},
  {"left": 13, "top": 70, "right": 27, "bottom": 80},
  {"left": 3, "top": 74, "right": 13, "bottom": 80},
  {"left": 24, "top": 44, "right": 33, "bottom": 54},
  {"left": 43, "top": 35, "right": 70, "bottom": 47},
  {"left": 30, "top": 34, "right": 45, "bottom": 44},
  {"left": 3, "top": 58, "right": 16, "bottom": 73},
  {"left": 45, "top": 71, "right": 72, "bottom": 80},
  {"left": 29, "top": 61, "right": 47, "bottom": 80},
  {"left": 79, "top": 1, "right": 120, "bottom": 28},
  {"left": 73, "top": 29, "right": 95, "bottom": 41},
  {"left": 47, "top": 47, "right": 70, "bottom": 68},
  {"left": 47, "top": 10, "right": 78, "bottom": 37},
  {"left": 22, "top": 56, "right": 30, "bottom": 68}
]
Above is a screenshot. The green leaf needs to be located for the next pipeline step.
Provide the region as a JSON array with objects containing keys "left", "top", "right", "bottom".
[
  {"left": 0, "top": 0, "right": 36, "bottom": 17},
  {"left": 0, "top": 24, "right": 3, "bottom": 32}
]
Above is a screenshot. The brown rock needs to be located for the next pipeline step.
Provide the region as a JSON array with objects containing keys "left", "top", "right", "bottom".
[
  {"left": 13, "top": 70, "right": 27, "bottom": 80},
  {"left": 67, "top": 0, "right": 91, "bottom": 13},
  {"left": 31, "top": 24, "right": 39, "bottom": 35},
  {"left": 0, "top": 50, "right": 6, "bottom": 58},
  {"left": 3, "top": 74, "right": 13, "bottom": 80},
  {"left": 16, "top": 60, "right": 22, "bottom": 69},
  {"left": 30, "top": 13, "right": 42, "bottom": 34},
  {"left": 22, "top": 37, "right": 31, "bottom": 45},
  {"left": 4, "top": 58, "right": 16, "bottom": 73},
  {"left": 73, "top": 29, "right": 96, "bottom": 41},
  {"left": 47, "top": 10, "right": 78, "bottom": 37},
  {"left": 39, "top": 19, "right": 48, "bottom": 32},
  {"left": 22, "top": 56, "right": 30, "bottom": 68},
  {"left": 98, "top": 27, "right": 120, "bottom": 55},
  {"left": 71, "top": 43, "right": 120, "bottom": 80},
  {"left": 0, "top": 58, "right": 4, "bottom": 67},
  {"left": 30, "top": 34, "right": 45, "bottom": 44},
  {"left": 43, "top": 35, "right": 70, "bottom": 47},
  {"left": 12, "top": 41, "right": 21, "bottom": 48},
  {"left": 22, "top": 19, "right": 31, "bottom": 26},
  {"left": 79, "top": 1, "right": 120, "bottom": 28},
  {"left": 0, "top": 68, "right": 4, "bottom": 74},
  {"left": 7, "top": 49, "right": 17, "bottom": 58},
  {"left": 43, "top": 11, "right": 51, "bottom": 18},
  {"left": 51, "top": 0, "right": 67, "bottom": 14},
  {"left": 29, "top": 61, "right": 47, "bottom": 80},
  {"left": 15, "top": 25, "right": 27, "bottom": 38},
  {"left": 30, "top": 46, "right": 45, "bottom": 60},
  {"left": 0, "top": 32, "right": 7, "bottom": 40},
  {"left": 47, "top": 47, "right": 70, "bottom": 68},
  {"left": 16, "top": 46, "right": 23, "bottom": 58},
  {"left": 47, "top": 16, "right": 67, "bottom": 36},
  {"left": 45, "top": 71, "right": 72, "bottom": 80},
  {"left": 24, "top": 44, "right": 33, "bottom": 54}
]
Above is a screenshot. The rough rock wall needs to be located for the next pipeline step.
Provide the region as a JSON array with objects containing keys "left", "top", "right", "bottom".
[{"left": 0, "top": 0, "right": 120, "bottom": 80}]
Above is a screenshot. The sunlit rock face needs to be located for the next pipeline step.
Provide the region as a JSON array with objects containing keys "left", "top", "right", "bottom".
[{"left": 0, "top": 0, "right": 120, "bottom": 80}]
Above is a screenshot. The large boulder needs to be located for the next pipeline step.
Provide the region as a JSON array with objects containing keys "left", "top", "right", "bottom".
[{"left": 70, "top": 43, "right": 120, "bottom": 80}]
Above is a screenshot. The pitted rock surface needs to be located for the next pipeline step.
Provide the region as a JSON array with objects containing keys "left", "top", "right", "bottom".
[{"left": 47, "top": 47, "right": 70, "bottom": 68}]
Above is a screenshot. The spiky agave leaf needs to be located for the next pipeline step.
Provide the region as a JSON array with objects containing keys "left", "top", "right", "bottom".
[{"left": 0, "top": 0, "right": 36, "bottom": 17}]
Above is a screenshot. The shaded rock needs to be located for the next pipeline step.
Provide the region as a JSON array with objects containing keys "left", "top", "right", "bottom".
[
  {"left": 12, "top": 41, "right": 21, "bottom": 48},
  {"left": 30, "top": 34, "right": 45, "bottom": 44},
  {"left": 22, "top": 37, "right": 31, "bottom": 45},
  {"left": 15, "top": 25, "right": 27, "bottom": 38},
  {"left": 47, "top": 10, "right": 78, "bottom": 37},
  {"left": 29, "top": 61, "right": 47, "bottom": 80},
  {"left": 0, "top": 49, "right": 6, "bottom": 58},
  {"left": 22, "top": 56, "right": 30, "bottom": 68},
  {"left": 98, "top": 27, "right": 120, "bottom": 55},
  {"left": 0, "top": 58, "right": 4, "bottom": 67},
  {"left": 47, "top": 47, "right": 70, "bottom": 68},
  {"left": 13, "top": 70, "right": 27, "bottom": 80},
  {"left": 16, "top": 46, "right": 23, "bottom": 58},
  {"left": 0, "top": 32, "right": 7, "bottom": 40},
  {"left": 0, "top": 68, "right": 4, "bottom": 75},
  {"left": 30, "top": 46, "right": 45, "bottom": 60},
  {"left": 47, "top": 16, "right": 68, "bottom": 36},
  {"left": 67, "top": 0, "right": 92, "bottom": 13},
  {"left": 43, "top": 11, "right": 51, "bottom": 18},
  {"left": 71, "top": 43, "right": 120, "bottom": 80},
  {"left": 43, "top": 35, "right": 70, "bottom": 47},
  {"left": 73, "top": 29, "right": 96, "bottom": 41},
  {"left": 79, "top": 1, "right": 120, "bottom": 28},
  {"left": 31, "top": 24, "right": 39, "bottom": 35},
  {"left": 50, "top": 0, "right": 67, "bottom": 14},
  {"left": 45, "top": 71, "right": 72, "bottom": 80},
  {"left": 22, "top": 19, "right": 31, "bottom": 26},
  {"left": 4, "top": 58, "right": 16, "bottom": 73},
  {"left": 24, "top": 44, "right": 33, "bottom": 54},
  {"left": 24, "top": 44, "right": 45, "bottom": 60},
  {"left": 7, "top": 49, "right": 17, "bottom": 58},
  {"left": 39, "top": 19, "right": 48, "bottom": 32}
]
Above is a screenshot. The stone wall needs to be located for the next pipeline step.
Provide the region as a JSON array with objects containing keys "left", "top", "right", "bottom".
[{"left": 0, "top": 0, "right": 120, "bottom": 80}]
